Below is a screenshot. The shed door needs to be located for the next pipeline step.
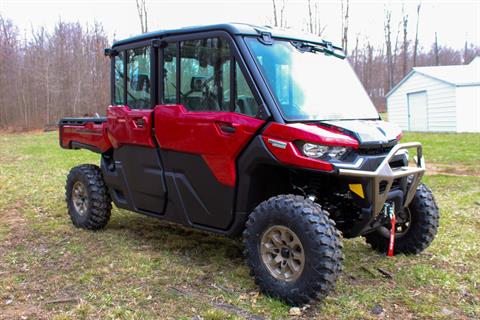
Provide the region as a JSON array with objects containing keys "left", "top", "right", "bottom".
[{"left": 408, "top": 91, "right": 428, "bottom": 131}]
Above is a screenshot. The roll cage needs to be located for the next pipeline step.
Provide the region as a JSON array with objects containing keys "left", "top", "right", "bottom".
[{"left": 104, "top": 23, "right": 346, "bottom": 124}]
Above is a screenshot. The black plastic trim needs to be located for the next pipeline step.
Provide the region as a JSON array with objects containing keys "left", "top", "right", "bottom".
[
  {"left": 102, "top": 145, "right": 167, "bottom": 215},
  {"left": 70, "top": 142, "right": 102, "bottom": 154},
  {"left": 159, "top": 150, "right": 235, "bottom": 231},
  {"left": 59, "top": 117, "right": 107, "bottom": 125}
]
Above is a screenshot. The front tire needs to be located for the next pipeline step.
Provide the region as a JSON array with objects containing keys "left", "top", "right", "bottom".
[
  {"left": 65, "top": 164, "right": 112, "bottom": 230},
  {"left": 243, "top": 195, "right": 343, "bottom": 305},
  {"left": 364, "top": 183, "right": 439, "bottom": 255}
]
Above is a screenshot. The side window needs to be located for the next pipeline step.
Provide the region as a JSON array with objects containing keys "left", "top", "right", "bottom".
[
  {"left": 126, "top": 46, "right": 151, "bottom": 109},
  {"left": 164, "top": 43, "right": 177, "bottom": 104},
  {"left": 235, "top": 63, "right": 260, "bottom": 117},
  {"left": 180, "top": 38, "right": 231, "bottom": 111},
  {"left": 114, "top": 52, "right": 125, "bottom": 105}
]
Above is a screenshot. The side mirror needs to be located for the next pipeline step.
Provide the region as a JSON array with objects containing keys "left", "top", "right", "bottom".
[{"left": 104, "top": 48, "right": 118, "bottom": 57}]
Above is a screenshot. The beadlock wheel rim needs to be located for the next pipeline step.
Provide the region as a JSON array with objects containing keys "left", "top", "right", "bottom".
[
  {"left": 72, "top": 181, "right": 88, "bottom": 216},
  {"left": 260, "top": 225, "right": 305, "bottom": 282}
]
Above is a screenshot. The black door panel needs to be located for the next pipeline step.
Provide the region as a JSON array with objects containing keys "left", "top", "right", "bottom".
[
  {"left": 159, "top": 150, "right": 235, "bottom": 230},
  {"left": 103, "top": 145, "right": 167, "bottom": 215}
]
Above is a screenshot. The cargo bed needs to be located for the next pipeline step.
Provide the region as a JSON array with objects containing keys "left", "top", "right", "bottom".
[{"left": 59, "top": 117, "right": 111, "bottom": 153}]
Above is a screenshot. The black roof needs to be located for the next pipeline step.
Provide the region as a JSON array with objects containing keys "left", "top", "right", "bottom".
[{"left": 111, "top": 22, "right": 340, "bottom": 49}]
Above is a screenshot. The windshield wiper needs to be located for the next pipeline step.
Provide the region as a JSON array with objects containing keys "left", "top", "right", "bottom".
[{"left": 292, "top": 41, "right": 346, "bottom": 59}]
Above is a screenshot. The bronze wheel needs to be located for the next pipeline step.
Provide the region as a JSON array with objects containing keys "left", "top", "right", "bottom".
[
  {"left": 72, "top": 181, "right": 89, "bottom": 216},
  {"left": 66, "top": 164, "right": 112, "bottom": 230},
  {"left": 260, "top": 225, "right": 305, "bottom": 282},
  {"left": 243, "top": 195, "right": 343, "bottom": 305}
]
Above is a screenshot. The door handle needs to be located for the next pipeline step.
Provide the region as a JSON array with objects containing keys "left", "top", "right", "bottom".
[
  {"left": 133, "top": 117, "right": 146, "bottom": 128},
  {"left": 218, "top": 122, "right": 236, "bottom": 134}
]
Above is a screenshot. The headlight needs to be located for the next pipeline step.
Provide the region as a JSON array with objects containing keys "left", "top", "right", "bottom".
[
  {"left": 301, "top": 143, "right": 349, "bottom": 160},
  {"left": 302, "top": 143, "right": 330, "bottom": 158}
]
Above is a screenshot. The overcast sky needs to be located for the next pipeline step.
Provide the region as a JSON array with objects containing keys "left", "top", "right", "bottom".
[{"left": 1, "top": 0, "right": 479, "bottom": 49}]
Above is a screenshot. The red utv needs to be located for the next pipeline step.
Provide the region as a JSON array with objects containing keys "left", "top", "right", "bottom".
[{"left": 59, "top": 23, "right": 439, "bottom": 305}]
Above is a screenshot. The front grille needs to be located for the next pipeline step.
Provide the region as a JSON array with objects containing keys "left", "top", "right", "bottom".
[
  {"left": 379, "top": 178, "right": 401, "bottom": 193},
  {"left": 358, "top": 146, "right": 393, "bottom": 155},
  {"left": 389, "top": 159, "right": 405, "bottom": 168}
]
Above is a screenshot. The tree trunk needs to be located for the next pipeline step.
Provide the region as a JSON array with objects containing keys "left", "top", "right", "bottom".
[
  {"left": 341, "top": 0, "right": 350, "bottom": 55},
  {"left": 135, "top": 0, "right": 148, "bottom": 33},
  {"left": 384, "top": 9, "right": 393, "bottom": 91},
  {"left": 402, "top": 7, "right": 408, "bottom": 77},
  {"left": 413, "top": 3, "right": 421, "bottom": 66},
  {"left": 308, "top": 0, "right": 313, "bottom": 33},
  {"left": 272, "top": 0, "right": 278, "bottom": 27}
]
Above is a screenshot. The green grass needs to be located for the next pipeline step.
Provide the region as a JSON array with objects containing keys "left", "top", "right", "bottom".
[
  {"left": 402, "top": 132, "right": 480, "bottom": 173},
  {"left": 0, "top": 131, "right": 479, "bottom": 319}
]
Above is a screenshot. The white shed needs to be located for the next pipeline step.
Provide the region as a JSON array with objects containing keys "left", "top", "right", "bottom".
[{"left": 386, "top": 57, "right": 480, "bottom": 132}]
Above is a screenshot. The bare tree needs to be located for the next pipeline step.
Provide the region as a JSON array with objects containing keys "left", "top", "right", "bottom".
[
  {"left": 0, "top": 16, "right": 110, "bottom": 130},
  {"left": 353, "top": 33, "right": 360, "bottom": 69},
  {"left": 392, "top": 20, "right": 402, "bottom": 84},
  {"left": 272, "top": 0, "right": 287, "bottom": 28},
  {"left": 280, "top": 0, "right": 287, "bottom": 27},
  {"left": 272, "top": 0, "right": 278, "bottom": 27},
  {"left": 434, "top": 32, "right": 439, "bottom": 65},
  {"left": 341, "top": 0, "right": 350, "bottom": 54},
  {"left": 307, "top": 0, "right": 326, "bottom": 36},
  {"left": 384, "top": 8, "right": 394, "bottom": 91},
  {"left": 135, "top": 0, "right": 148, "bottom": 34},
  {"left": 402, "top": 5, "right": 409, "bottom": 77},
  {"left": 413, "top": 2, "right": 421, "bottom": 66},
  {"left": 307, "top": 0, "right": 313, "bottom": 33}
]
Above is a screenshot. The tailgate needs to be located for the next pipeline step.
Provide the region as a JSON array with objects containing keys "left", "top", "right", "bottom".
[{"left": 59, "top": 117, "right": 111, "bottom": 153}]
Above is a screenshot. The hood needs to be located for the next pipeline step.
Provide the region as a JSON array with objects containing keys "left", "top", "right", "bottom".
[{"left": 320, "top": 120, "right": 402, "bottom": 147}]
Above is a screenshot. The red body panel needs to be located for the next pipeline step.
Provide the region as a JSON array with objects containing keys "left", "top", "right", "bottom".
[
  {"left": 263, "top": 123, "right": 359, "bottom": 148},
  {"left": 262, "top": 136, "right": 334, "bottom": 171},
  {"left": 107, "top": 106, "right": 155, "bottom": 148},
  {"left": 60, "top": 121, "right": 112, "bottom": 153},
  {"left": 154, "top": 105, "right": 265, "bottom": 186},
  {"left": 261, "top": 122, "right": 359, "bottom": 172}
]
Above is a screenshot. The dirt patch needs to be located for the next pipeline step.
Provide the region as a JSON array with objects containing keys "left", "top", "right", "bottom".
[
  {"left": 426, "top": 163, "right": 479, "bottom": 177},
  {"left": 0, "top": 204, "right": 48, "bottom": 320},
  {"left": 0, "top": 303, "right": 44, "bottom": 320},
  {"left": 0, "top": 203, "right": 29, "bottom": 251}
]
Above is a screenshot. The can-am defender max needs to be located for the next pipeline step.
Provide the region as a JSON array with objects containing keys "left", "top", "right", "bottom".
[{"left": 59, "top": 24, "right": 439, "bottom": 305}]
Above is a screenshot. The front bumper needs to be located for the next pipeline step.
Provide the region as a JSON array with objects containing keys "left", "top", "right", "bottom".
[{"left": 336, "top": 142, "right": 425, "bottom": 217}]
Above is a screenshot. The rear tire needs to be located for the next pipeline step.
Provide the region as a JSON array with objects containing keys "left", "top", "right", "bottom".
[
  {"left": 243, "top": 195, "right": 343, "bottom": 305},
  {"left": 364, "top": 183, "right": 439, "bottom": 255},
  {"left": 65, "top": 164, "right": 112, "bottom": 230}
]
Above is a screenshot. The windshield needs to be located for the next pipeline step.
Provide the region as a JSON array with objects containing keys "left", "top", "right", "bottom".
[{"left": 245, "top": 38, "right": 379, "bottom": 121}]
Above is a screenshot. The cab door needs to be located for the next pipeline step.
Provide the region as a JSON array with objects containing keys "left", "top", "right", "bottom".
[
  {"left": 154, "top": 34, "right": 266, "bottom": 230},
  {"left": 105, "top": 45, "right": 167, "bottom": 215}
]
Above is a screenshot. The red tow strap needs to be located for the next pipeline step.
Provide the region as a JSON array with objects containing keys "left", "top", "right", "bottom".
[{"left": 387, "top": 213, "right": 396, "bottom": 257}]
